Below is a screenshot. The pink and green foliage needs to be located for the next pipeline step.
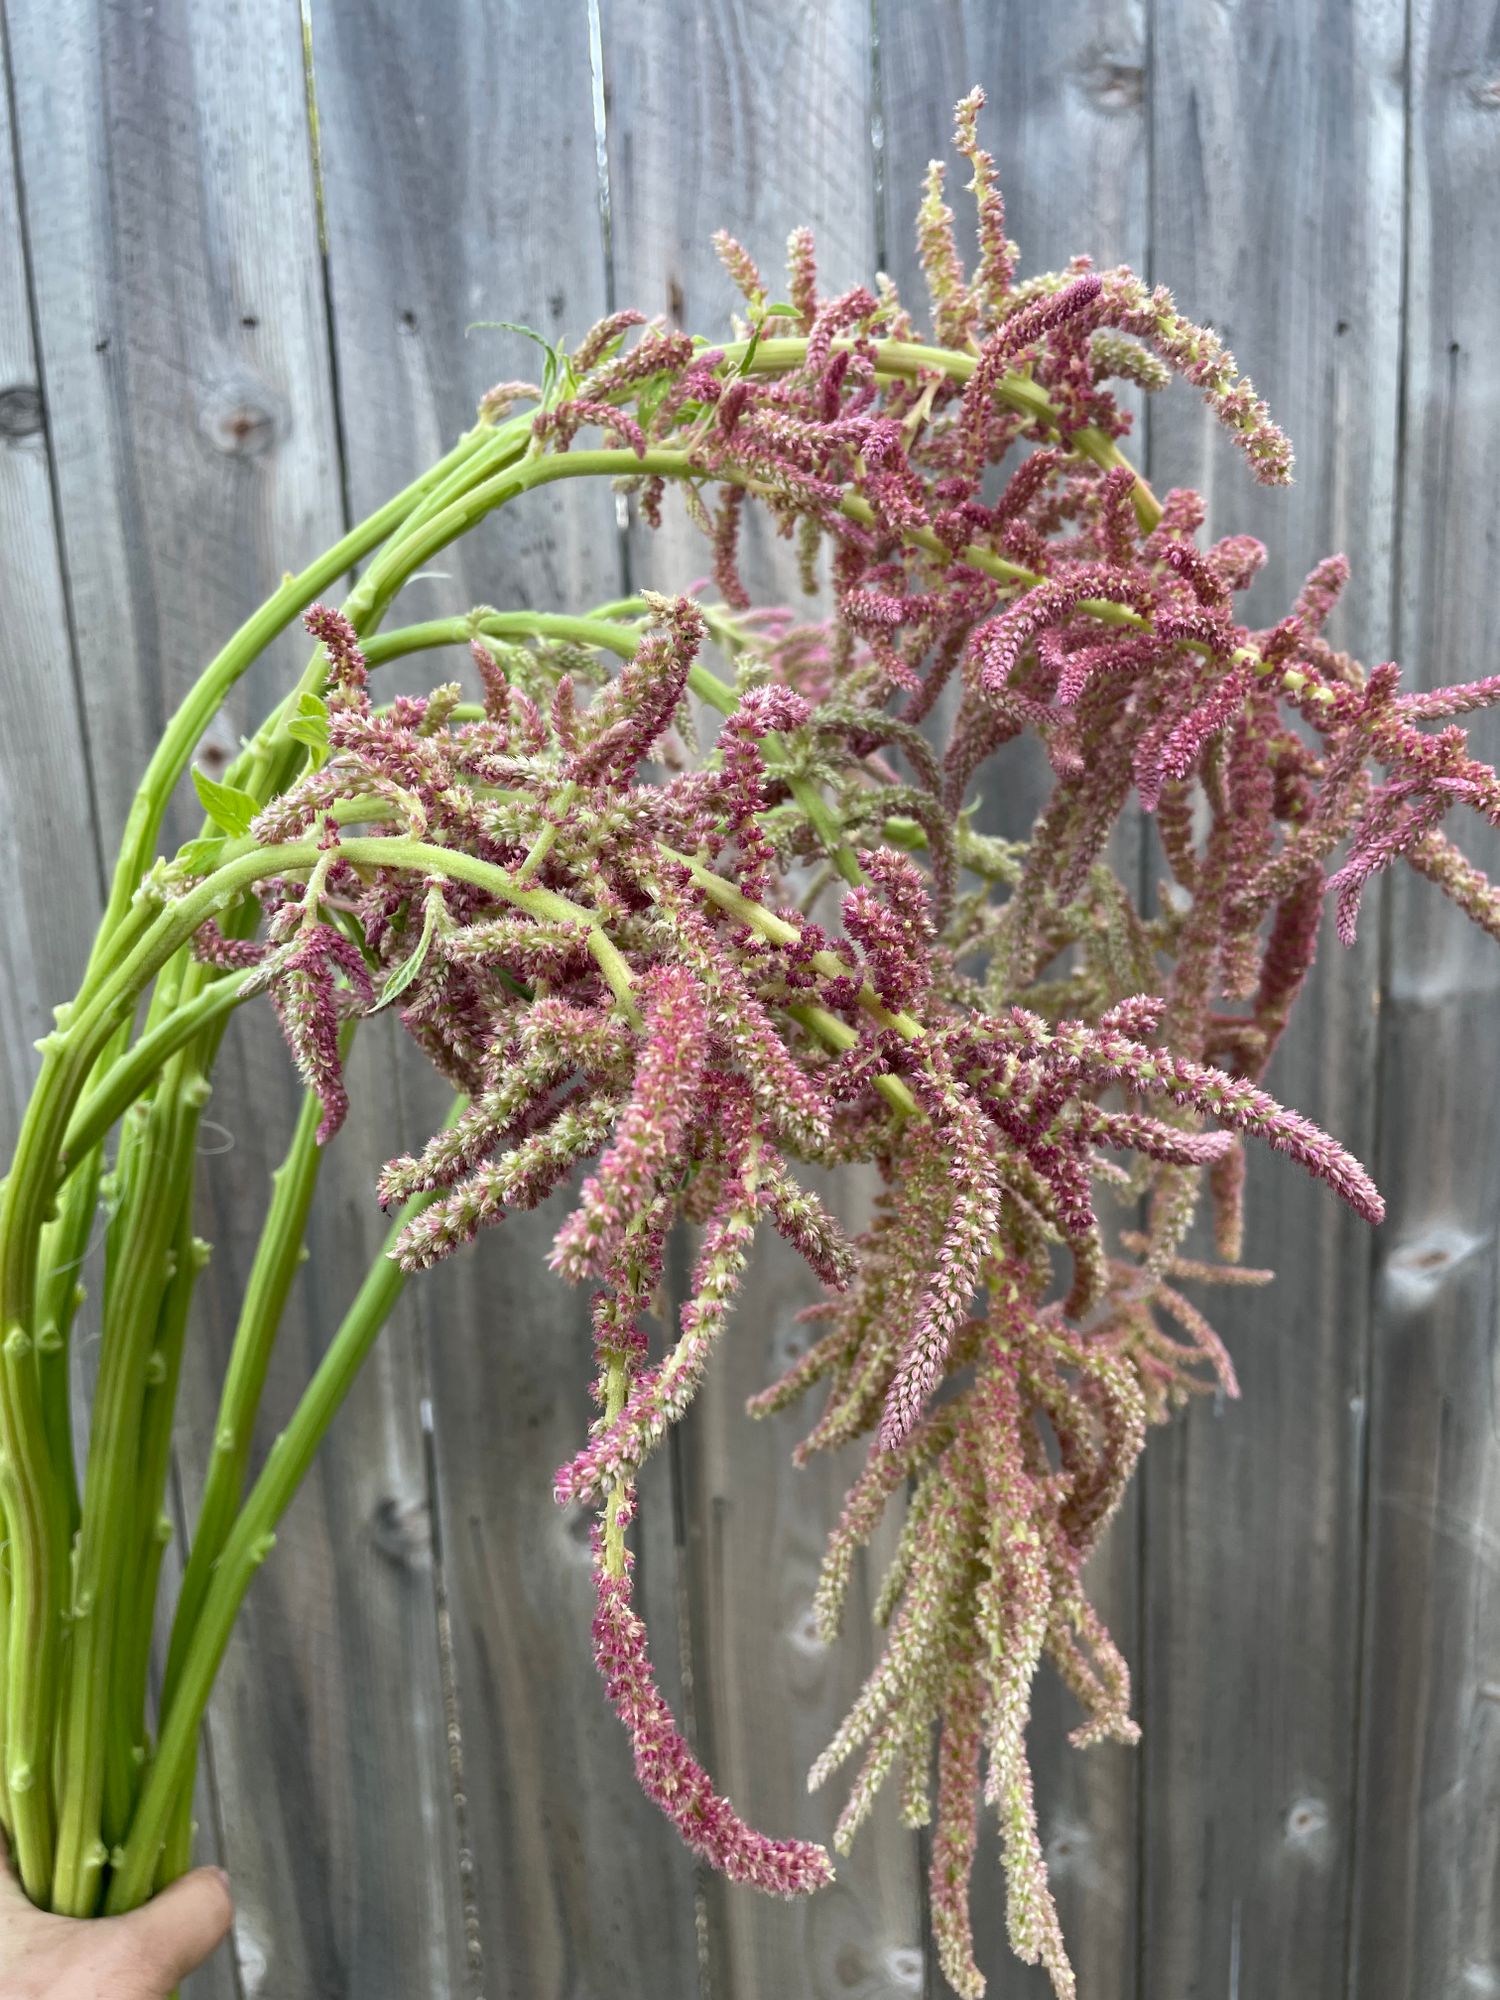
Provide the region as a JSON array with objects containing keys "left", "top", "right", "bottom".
[{"left": 8, "top": 87, "right": 1500, "bottom": 1992}]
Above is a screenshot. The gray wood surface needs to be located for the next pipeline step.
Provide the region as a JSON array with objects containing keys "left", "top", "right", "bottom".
[
  {"left": 1351, "top": 2, "right": 1500, "bottom": 1992},
  {"left": 1138, "top": 6, "right": 1406, "bottom": 1996},
  {"left": 0, "top": 1, "right": 1496, "bottom": 1994},
  {"left": 0, "top": 9, "right": 101, "bottom": 1134}
]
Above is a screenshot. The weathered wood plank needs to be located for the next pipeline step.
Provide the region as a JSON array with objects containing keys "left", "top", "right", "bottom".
[
  {"left": 0, "top": 20, "right": 101, "bottom": 1141},
  {"left": 1140, "top": 5, "right": 1404, "bottom": 1995},
  {"left": 875, "top": 6, "right": 1149, "bottom": 1991},
  {"left": 0, "top": 19, "right": 237, "bottom": 1998},
  {"left": 1350, "top": 3, "right": 1500, "bottom": 1990},
  {"left": 4, "top": 0, "right": 463, "bottom": 1990},
  {"left": 600, "top": 8, "right": 928, "bottom": 1995},
  {"left": 311, "top": 1, "right": 701, "bottom": 1991}
]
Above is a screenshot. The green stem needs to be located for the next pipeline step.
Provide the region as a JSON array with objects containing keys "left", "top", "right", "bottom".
[
  {"left": 58, "top": 976, "right": 247, "bottom": 1183},
  {"left": 0, "top": 1032, "right": 92, "bottom": 1896},
  {"left": 107, "top": 1205, "right": 207, "bottom": 1849},
  {"left": 34, "top": 1149, "right": 102, "bottom": 1539},
  {"left": 786, "top": 775, "right": 864, "bottom": 887},
  {"left": 52, "top": 1056, "right": 205, "bottom": 1914},
  {"left": 90, "top": 424, "right": 505, "bottom": 960},
  {"left": 107, "top": 1164, "right": 457, "bottom": 1914},
  {"left": 362, "top": 610, "right": 641, "bottom": 670},
  {"left": 601, "top": 1355, "right": 631, "bottom": 1579},
  {"left": 159, "top": 1074, "right": 333, "bottom": 1723},
  {"left": 350, "top": 446, "right": 1240, "bottom": 684},
  {"left": 0, "top": 1457, "right": 13, "bottom": 1840}
]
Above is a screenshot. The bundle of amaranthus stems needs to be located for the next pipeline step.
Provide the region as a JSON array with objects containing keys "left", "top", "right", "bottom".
[{"left": 3, "top": 89, "right": 1498, "bottom": 1996}]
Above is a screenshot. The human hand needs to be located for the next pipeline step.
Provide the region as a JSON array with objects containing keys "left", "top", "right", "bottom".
[{"left": 0, "top": 1839, "right": 233, "bottom": 1998}]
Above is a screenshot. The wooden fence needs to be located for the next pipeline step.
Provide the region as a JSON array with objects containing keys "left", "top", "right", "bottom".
[{"left": 1, "top": 0, "right": 1496, "bottom": 1993}]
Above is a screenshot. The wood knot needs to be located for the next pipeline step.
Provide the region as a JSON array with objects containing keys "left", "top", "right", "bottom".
[
  {"left": 1079, "top": 49, "right": 1146, "bottom": 112},
  {"left": 1283, "top": 1794, "right": 1332, "bottom": 1858},
  {"left": 786, "top": 1603, "right": 823, "bottom": 1655},
  {"left": 370, "top": 1490, "right": 432, "bottom": 1566},
  {"left": 884, "top": 1947, "right": 923, "bottom": 1991},
  {"left": 832, "top": 1942, "right": 869, "bottom": 1990},
  {"left": 1046, "top": 1816, "right": 1096, "bottom": 1881},
  {"left": 0, "top": 383, "right": 44, "bottom": 442},
  {"left": 199, "top": 370, "right": 281, "bottom": 457},
  {"left": 1384, "top": 1223, "right": 1484, "bottom": 1307}
]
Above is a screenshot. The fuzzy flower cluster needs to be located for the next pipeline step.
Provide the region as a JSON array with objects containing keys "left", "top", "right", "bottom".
[{"left": 183, "top": 90, "right": 1500, "bottom": 1998}]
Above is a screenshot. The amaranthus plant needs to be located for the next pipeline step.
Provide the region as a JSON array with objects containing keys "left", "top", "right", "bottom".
[{"left": 4, "top": 87, "right": 1498, "bottom": 1996}]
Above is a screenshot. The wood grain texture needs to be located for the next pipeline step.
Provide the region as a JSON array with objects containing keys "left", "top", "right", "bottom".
[
  {"left": 0, "top": 12, "right": 101, "bottom": 1144},
  {"left": 311, "top": 1, "right": 701, "bottom": 1991},
  {"left": 1139, "top": 5, "right": 1405, "bottom": 1995},
  {"left": 1350, "top": 2, "right": 1500, "bottom": 1990},
  {"left": 4, "top": 0, "right": 463, "bottom": 1991},
  {"left": 600, "top": 7, "right": 926, "bottom": 1995},
  {"left": 874, "top": 7, "right": 1149, "bottom": 1992}
]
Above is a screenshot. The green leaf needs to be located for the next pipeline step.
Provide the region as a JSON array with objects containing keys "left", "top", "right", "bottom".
[
  {"left": 763, "top": 302, "right": 801, "bottom": 319},
  {"left": 373, "top": 886, "right": 444, "bottom": 1011},
  {"left": 171, "top": 836, "right": 228, "bottom": 875},
  {"left": 191, "top": 769, "right": 258, "bottom": 839},
  {"left": 737, "top": 324, "right": 763, "bottom": 377},
  {"left": 466, "top": 319, "right": 563, "bottom": 404},
  {"left": 286, "top": 690, "right": 330, "bottom": 769}
]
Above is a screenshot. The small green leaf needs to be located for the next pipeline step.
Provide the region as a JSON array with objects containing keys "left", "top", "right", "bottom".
[
  {"left": 373, "top": 886, "right": 445, "bottom": 1011},
  {"left": 466, "top": 317, "right": 552, "bottom": 353},
  {"left": 172, "top": 836, "right": 228, "bottom": 875},
  {"left": 738, "top": 325, "right": 763, "bottom": 377},
  {"left": 287, "top": 690, "right": 330, "bottom": 769},
  {"left": 763, "top": 302, "right": 801, "bottom": 319},
  {"left": 466, "top": 318, "right": 564, "bottom": 404},
  {"left": 191, "top": 769, "right": 258, "bottom": 839}
]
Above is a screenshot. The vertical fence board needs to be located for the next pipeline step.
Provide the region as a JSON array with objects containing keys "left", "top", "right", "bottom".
[
  {"left": 599, "top": 8, "right": 928, "bottom": 1996},
  {"left": 3, "top": 0, "right": 461, "bottom": 1991},
  {"left": 2, "top": 48, "right": 234, "bottom": 1988},
  {"left": 0, "top": 14, "right": 100, "bottom": 1136},
  {"left": 311, "top": 1, "right": 702, "bottom": 1992},
  {"left": 874, "top": 6, "right": 1149, "bottom": 1992},
  {"left": 1141, "top": 5, "right": 1404, "bottom": 1996},
  {"left": 1352, "top": 2, "right": 1500, "bottom": 1991}
]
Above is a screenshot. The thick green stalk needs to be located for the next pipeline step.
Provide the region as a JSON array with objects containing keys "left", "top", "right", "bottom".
[
  {"left": 0, "top": 1030, "right": 101, "bottom": 1897},
  {"left": 160, "top": 1077, "right": 331, "bottom": 1723},
  {"left": 58, "top": 976, "right": 247, "bottom": 1183},
  {"left": 51, "top": 1055, "right": 205, "bottom": 1916},
  {"left": 0, "top": 1453, "right": 14, "bottom": 1840},
  {"left": 0, "top": 850, "right": 324, "bottom": 1904},
  {"left": 107, "top": 1203, "right": 208, "bottom": 1849},
  {"left": 106, "top": 1170, "right": 455, "bottom": 1915},
  {"left": 362, "top": 609, "right": 641, "bottom": 670},
  {"left": 34, "top": 1146, "right": 103, "bottom": 1539}
]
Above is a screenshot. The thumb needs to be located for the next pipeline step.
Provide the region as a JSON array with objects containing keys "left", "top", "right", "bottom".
[{"left": 115, "top": 1867, "right": 235, "bottom": 1988}]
